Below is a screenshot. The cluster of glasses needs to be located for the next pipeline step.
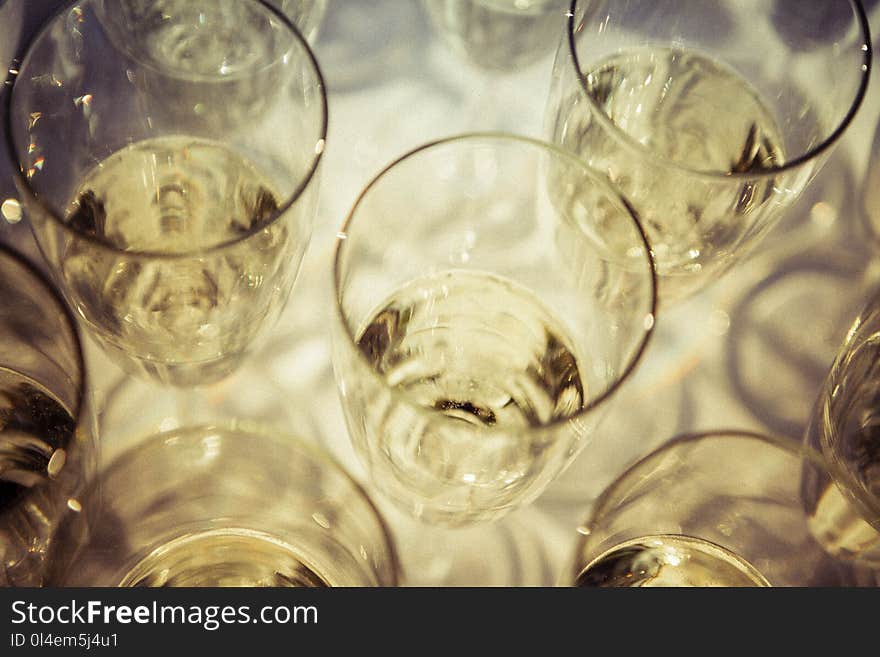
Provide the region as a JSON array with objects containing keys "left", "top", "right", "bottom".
[{"left": 0, "top": 0, "right": 878, "bottom": 588}]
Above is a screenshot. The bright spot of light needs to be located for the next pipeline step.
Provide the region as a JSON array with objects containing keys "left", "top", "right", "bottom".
[
  {"left": 2, "top": 199, "right": 22, "bottom": 223},
  {"left": 810, "top": 201, "right": 836, "bottom": 228},
  {"left": 664, "top": 550, "right": 682, "bottom": 567},
  {"left": 198, "top": 433, "right": 222, "bottom": 463},
  {"left": 159, "top": 417, "right": 180, "bottom": 432}
]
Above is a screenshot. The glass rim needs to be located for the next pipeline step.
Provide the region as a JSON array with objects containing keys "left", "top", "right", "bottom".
[
  {"left": 85, "top": 420, "right": 402, "bottom": 586},
  {"left": 580, "top": 428, "right": 880, "bottom": 537},
  {"left": 332, "top": 131, "right": 659, "bottom": 434},
  {"left": 4, "top": 0, "right": 328, "bottom": 261},
  {"left": 0, "top": 242, "right": 87, "bottom": 424},
  {"left": 565, "top": 0, "right": 873, "bottom": 182}
]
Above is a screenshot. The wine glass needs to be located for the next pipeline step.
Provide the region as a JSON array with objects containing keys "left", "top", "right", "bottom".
[
  {"left": 0, "top": 244, "right": 95, "bottom": 586},
  {"left": 805, "top": 292, "right": 880, "bottom": 567},
  {"left": 332, "top": 133, "right": 657, "bottom": 527},
  {"left": 6, "top": 0, "right": 327, "bottom": 386},
  {"left": 45, "top": 421, "right": 399, "bottom": 587},
  {"left": 547, "top": 0, "right": 872, "bottom": 304},
  {"left": 568, "top": 430, "right": 877, "bottom": 587}
]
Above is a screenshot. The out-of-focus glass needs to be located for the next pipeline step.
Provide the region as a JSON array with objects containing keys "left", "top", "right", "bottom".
[
  {"left": 46, "top": 422, "right": 398, "bottom": 587},
  {"left": 0, "top": 244, "right": 95, "bottom": 586},
  {"left": 547, "top": 0, "right": 872, "bottom": 304},
  {"left": 422, "top": 0, "right": 566, "bottom": 70},
  {"left": 805, "top": 293, "right": 880, "bottom": 567},
  {"left": 332, "top": 133, "right": 656, "bottom": 526},
  {"left": 569, "top": 430, "right": 877, "bottom": 587},
  {"left": 7, "top": 0, "right": 327, "bottom": 386}
]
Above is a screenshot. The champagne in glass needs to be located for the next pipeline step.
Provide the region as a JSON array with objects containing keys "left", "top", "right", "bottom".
[
  {"left": 357, "top": 270, "right": 586, "bottom": 433},
  {"left": 47, "top": 424, "right": 398, "bottom": 587},
  {"left": 333, "top": 134, "right": 656, "bottom": 526},
  {"left": 547, "top": 0, "right": 871, "bottom": 303},
  {"left": 61, "top": 137, "right": 290, "bottom": 383},
  {"left": 574, "top": 534, "right": 770, "bottom": 587},
  {"left": 569, "top": 431, "right": 876, "bottom": 587},
  {"left": 9, "top": 0, "right": 326, "bottom": 385}
]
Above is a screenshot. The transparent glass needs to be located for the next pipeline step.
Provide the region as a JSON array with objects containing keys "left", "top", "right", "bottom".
[
  {"left": 805, "top": 293, "right": 880, "bottom": 567},
  {"left": 547, "top": 0, "right": 872, "bottom": 304},
  {"left": 568, "top": 430, "right": 877, "bottom": 587},
  {"left": 0, "top": 244, "right": 95, "bottom": 586},
  {"left": 6, "top": 0, "right": 327, "bottom": 386},
  {"left": 422, "top": 0, "right": 566, "bottom": 71},
  {"left": 46, "top": 422, "right": 399, "bottom": 587},
  {"left": 332, "top": 133, "right": 657, "bottom": 526}
]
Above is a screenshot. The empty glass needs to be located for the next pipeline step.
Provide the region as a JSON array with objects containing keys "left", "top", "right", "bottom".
[
  {"left": 547, "top": 0, "right": 872, "bottom": 303},
  {"left": 568, "top": 430, "right": 877, "bottom": 587},
  {"left": 805, "top": 292, "right": 880, "bottom": 567},
  {"left": 332, "top": 133, "right": 656, "bottom": 526},
  {"left": 7, "top": 0, "right": 327, "bottom": 386},
  {"left": 0, "top": 244, "right": 95, "bottom": 586},
  {"left": 46, "top": 422, "right": 399, "bottom": 587}
]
